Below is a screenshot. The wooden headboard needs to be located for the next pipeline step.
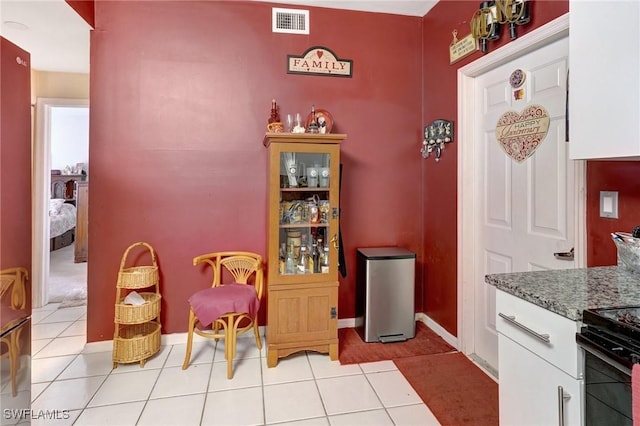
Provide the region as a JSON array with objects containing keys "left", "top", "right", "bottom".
[{"left": 51, "top": 173, "right": 84, "bottom": 202}]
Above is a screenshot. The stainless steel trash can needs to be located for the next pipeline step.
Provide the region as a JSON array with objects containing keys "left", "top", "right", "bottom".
[{"left": 356, "top": 247, "right": 416, "bottom": 343}]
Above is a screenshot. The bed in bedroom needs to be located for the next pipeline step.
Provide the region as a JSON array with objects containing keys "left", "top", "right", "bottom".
[
  {"left": 49, "top": 172, "right": 84, "bottom": 252},
  {"left": 49, "top": 199, "right": 76, "bottom": 251}
]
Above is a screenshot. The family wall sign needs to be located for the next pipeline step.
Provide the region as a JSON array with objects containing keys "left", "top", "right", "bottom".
[{"left": 287, "top": 46, "right": 353, "bottom": 78}]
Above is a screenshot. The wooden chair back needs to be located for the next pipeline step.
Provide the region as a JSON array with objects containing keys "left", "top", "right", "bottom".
[
  {"left": 0, "top": 267, "right": 28, "bottom": 310},
  {"left": 193, "top": 251, "right": 264, "bottom": 299}
]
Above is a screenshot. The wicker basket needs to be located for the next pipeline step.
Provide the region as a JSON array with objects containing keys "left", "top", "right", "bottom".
[
  {"left": 117, "top": 266, "right": 159, "bottom": 289},
  {"left": 117, "top": 242, "right": 159, "bottom": 289},
  {"left": 113, "top": 242, "right": 161, "bottom": 367},
  {"left": 114, "top": 292, "right": 162, "bottom": 324},
  {"left": 113, "top": 322, "right": 161, "bottom": 365}
]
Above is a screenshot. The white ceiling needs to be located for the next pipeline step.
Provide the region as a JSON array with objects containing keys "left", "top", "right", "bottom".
[
  {"left": 0, "top": 0, "right": 91, "bottom": 73},
  {"left": 253, "top": 0, "right": 438, "bottom": 17},
  {"left": 0, "top": 0, "right": 437, "bottom": 74}
]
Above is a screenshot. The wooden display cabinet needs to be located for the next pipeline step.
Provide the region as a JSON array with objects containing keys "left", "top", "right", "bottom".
[
  {"left": 264, "top": 133, "right": 345, "bottom": 367},
  {"left": 51, "top": 173, "right": 84, "bottom": 205},
  {"left": 74, "top": 181, "right": 89, "bottom": 263}
]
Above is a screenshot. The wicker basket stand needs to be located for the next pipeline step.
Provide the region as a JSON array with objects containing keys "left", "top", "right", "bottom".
[{"left": 113, "top": 242, "right": 162, "bottom": 368}]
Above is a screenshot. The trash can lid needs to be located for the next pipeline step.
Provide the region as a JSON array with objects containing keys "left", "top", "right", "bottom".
[{"left": 357, "top": 247, "right": 416, "bottom": 260}]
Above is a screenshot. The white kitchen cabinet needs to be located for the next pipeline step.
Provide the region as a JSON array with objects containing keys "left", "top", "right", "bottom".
[
  {"left": 499, "top": 335, "right": 582, "bottom": 426},
  {"left": 569, "top": 1, "right": 640, "bottom": 160},
  {"left": 497, "top": 290, "right": 583, "bottom": 426}
]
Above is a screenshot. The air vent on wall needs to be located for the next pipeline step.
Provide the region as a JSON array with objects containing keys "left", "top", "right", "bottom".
[{"left": 272, "top": 7, "right": 309, "bottom": 34}]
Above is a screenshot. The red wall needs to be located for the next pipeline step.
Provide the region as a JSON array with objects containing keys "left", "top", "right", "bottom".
[
  {"left": 86, "top": 0, "right": 638, "bottom": 343},
  {"left": 420, "top": 0, "right": 569, "bottom": 335},
  {"left": 1, "top": 37, "right": 32, "bottom": 308},
  {"left": 66, "top": 0, "right": 95, "bottom": 28},
  {"left": 586, "top": 161, "right": 640, "bottom": 266},
  {"left": 88, "top": 1, "right": 423, "bottom": 341}
]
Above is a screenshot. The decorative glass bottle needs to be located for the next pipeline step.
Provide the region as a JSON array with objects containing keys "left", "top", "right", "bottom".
[
  {"left": 268, "top": 99, "right": 280, "bottom": 124},
  {"left": 279, "top": 243, "right": 287, "bottom": 274},
  {"left": 307, "top": 105, "right": 319, "bottom": 134},
  {"left": 311, "top": 240, "right": 320, "bottom": 273},
  {"left": 285, "top": 243, "right": 296, "bottom": 275},
  {"left": 297, "top": 246, "right": 309, "bottom": 274},
  {"left": 321, "top": 244, "right": 330, "bottom": 273}
]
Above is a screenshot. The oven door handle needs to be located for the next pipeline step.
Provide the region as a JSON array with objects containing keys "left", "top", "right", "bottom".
[{"left": 576, "top": 333, "right": 632, "bottom": 376}]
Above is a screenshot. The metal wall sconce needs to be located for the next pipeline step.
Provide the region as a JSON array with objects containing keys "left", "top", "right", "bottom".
[
  {"left": 421, "top": 119, "right": 454, "bottom": 161},
  {"left": 471, "top": 0, "right": 530, "bottom": 53},
  {"left": 471, "top": 1, "right": 501, "bottom": 53},
  {"left": 498, "top": 0, "right": 530, "bottom": 40}
]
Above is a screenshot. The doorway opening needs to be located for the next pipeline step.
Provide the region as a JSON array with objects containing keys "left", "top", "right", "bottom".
[{"left": 34, "top": 98, "right": 89, "bottom": 309}]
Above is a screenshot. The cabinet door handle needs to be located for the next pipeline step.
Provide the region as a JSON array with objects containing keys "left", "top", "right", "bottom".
[
  {"left": 330, "top": 234, "right": 339, "bottom": 250},
  {"left": 557, "top": 386, "right": 571, "bottom": 426},
  {"left": 498, "top": 313, "right": 551, "bottom": 343}
]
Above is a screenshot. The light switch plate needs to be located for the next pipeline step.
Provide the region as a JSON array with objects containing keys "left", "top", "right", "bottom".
[{"left": 600, "top": 191, "right": 619, "bottom": 218}]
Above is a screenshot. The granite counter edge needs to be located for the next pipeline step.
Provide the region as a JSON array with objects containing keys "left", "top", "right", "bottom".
[{"left": 485, "top": 274, "right": 583, "bottom": 321}]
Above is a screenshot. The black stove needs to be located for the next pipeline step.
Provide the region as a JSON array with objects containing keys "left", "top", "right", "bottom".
[
  {"left": 578, "top": 307, "right": 640, "bottom": 371},
  {"left": 591, "top": 306, "right": 640, "bottom": 329},
  {"left": 577, "top": 307, "right": 639, "bottom": 426}
]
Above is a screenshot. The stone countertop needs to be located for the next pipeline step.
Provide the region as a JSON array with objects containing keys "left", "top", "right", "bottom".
[{"left": 485, "top": 266, "right": 640, "bottom": 321}]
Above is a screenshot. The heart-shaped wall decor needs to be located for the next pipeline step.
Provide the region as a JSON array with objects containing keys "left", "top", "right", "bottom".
[{"left": 495, "top": 104, "right": 550, "bottom": 163}]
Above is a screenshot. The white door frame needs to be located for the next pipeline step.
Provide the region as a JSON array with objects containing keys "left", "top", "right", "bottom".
[
  {"left": 456, "top": 13, "right": 586, "bottom": 355},
  {"left": 33, "top": 97, "right": 89, "bottom": 308}
]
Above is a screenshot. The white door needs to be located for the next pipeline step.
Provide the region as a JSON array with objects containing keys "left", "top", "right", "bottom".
[{"left": 471, "top": 36, "right": 579, "bottom": 372}]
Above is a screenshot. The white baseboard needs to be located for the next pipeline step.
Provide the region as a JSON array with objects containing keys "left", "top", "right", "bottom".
[
  {"left": 83, "top": 316, "right": 458, "bottom": 353},
  {"left": 339, "top": 313, "right": 458, "bottom": 349},
  {"left": 83, "top": 326, "right": 269, "bottom": 354},
  {"left": 338, "top": 316, "right": 361, "bottom": 329},
  {"left": 83, "top": 339, "right": 113, "bottom": 353},
  {"left": 415, "top": 312, "right": 459, "bottom": 350}
]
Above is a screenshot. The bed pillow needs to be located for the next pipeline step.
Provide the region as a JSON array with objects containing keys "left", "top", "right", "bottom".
[{"left": 49, "top": 199, "right": 65, "bottom": 216}]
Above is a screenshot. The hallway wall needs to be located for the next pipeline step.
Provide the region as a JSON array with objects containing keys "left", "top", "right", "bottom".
[{"left": 1, "top": 37, "right": 32, "bottom": 307}]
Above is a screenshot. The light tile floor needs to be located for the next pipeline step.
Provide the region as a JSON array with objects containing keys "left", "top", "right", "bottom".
[{"left": 22, "top": 303, "right": 442, "bottom": 426}]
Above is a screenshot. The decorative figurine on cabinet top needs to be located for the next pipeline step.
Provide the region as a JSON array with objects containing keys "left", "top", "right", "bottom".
[
  {"left": 267, "top": 99, "right": 284, "bottom": 132},
  {"left": 305, "top": 107, "right": 333, "bottom": 134},
  {"left": 268, "top": 99, "right": 280, "bottom": 124}
]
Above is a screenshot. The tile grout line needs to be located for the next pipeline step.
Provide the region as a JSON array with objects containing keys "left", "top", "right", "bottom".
[
  {"left": 197, "top": 341, "right": 217, "bottom": 426},
  {"left": 30, "top": 312, "right": 85, "bottom": 407},
  {"left": 133, "top": 343, "right": 174, "bottom": 425},
  {"left": 259, "top": 342, "right": 267, "bottom": 426},
  {"left": 307, "top": 351, "right": 331, "bottom": 425},
  {"left": 363, "top": 369, "right": 402, "bottom": 425},
  {"left": 71, "top": 364, "right": 111, "bottom": 424}
]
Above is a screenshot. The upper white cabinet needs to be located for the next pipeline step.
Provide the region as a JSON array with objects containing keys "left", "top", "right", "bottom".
[{"left": 569, "top": 1, "right": 640, "bottom": 160}]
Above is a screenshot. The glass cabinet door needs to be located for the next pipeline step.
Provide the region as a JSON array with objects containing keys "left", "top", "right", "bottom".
[{"left": 275, "top": 146, "right": 338, "bottom": 279}]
